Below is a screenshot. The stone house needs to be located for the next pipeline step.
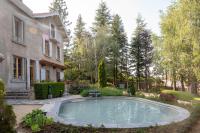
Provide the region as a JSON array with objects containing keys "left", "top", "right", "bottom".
[{"left": 0, "top": 0, "right": 67, "bottom": 94}]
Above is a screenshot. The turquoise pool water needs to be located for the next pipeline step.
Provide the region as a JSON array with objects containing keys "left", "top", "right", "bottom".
[{"left": 57, "top": 98, "right": 189, "bottom": 128}]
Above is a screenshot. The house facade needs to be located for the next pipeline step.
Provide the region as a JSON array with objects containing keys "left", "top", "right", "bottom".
[{"left": 0, "top": 0, "right": 67, "bottom": 92}]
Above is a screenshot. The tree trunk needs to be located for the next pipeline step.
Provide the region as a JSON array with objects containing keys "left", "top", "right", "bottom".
[
  {"left": 180, "top": 75, "right": 185, "bottom": 91},
  {"left": 165, "top": 71, "right": 168, "bottom": 87}
]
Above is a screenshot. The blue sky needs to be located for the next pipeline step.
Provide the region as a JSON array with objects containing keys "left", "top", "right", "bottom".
[{"left": 23, "top": 0, "right": 173, "bottom": 41}]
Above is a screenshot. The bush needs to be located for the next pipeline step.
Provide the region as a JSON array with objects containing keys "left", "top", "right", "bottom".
[
  {"left": 160, "top": 93, "right": 177, "bottom": 102},
  {"left": 80, "top": 89, "right": 89, "bottom": 97},
  {"left": 34, "top": 82, "right": 65, "bottom": 99},
  {"left": 23, "top": 109, "right": 53, "bottom": 132},
  {"left": 99, "top": 87, "right": 123, "bottom": 96},
  {"left": 0, "top": 79, "right": 4, "bottom": 98},
  {"left": 161, "top": 90, "right": 194, "bottom": 101},
  {"left": 0, "top": 79, "right": 16, "bottom": 133},
  {"left": 98, "top": 59, "right": 107, "bottom": 87}
]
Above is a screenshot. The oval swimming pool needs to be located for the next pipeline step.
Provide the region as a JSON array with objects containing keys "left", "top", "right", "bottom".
[{"left": 47, "top": 97, "right": 190, "bottom": 128}]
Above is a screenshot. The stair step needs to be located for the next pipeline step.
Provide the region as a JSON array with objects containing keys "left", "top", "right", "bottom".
[
  {"left": 5, "top": 95, "right": 30, "bottom": 99},
  {"left": 5, "top": 91, "right": 30, "bottom": 99}
]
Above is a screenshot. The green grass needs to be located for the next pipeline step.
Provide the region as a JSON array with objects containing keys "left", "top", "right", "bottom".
[
  {"left": 80, "top": 86, "right": 124, "bottom": 97},
  {"left": 161, "top": 89, "right": 194, "bottom": 101},
  {"left": 97, "top": 87, "right": 123, "bottom": 96}
]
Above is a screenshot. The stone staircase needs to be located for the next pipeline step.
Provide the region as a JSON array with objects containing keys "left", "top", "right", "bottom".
[{"left": 5, "top": 91, "right": 30, "bottom": 99}]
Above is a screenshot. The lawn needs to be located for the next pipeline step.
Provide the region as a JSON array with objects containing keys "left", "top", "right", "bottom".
[
  {"left": 161, "top": 89, "right": 195, "bottom": 101},
  {"left": 80, "top": 86, "right": 124, "bottom": 97}
]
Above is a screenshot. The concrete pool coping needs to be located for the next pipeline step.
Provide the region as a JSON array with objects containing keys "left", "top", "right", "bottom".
[{"left": 41, "top": 96, "right": 190, "bottom": 128}]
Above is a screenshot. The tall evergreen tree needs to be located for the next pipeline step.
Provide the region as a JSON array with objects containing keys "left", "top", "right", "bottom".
[
  {"left": 109, "top": 14, "right": 128, "bottom": 85},
  {"left": 130, "top": 15, "right": 151, "bottom": 90},
  {"left": 93, "top": 1, "right": 111, "bottom": 31},
  {"left": 92, "top": 1, "right": 111, "bottom": 82},
  {"left": 143, "top": 30, "right": 153, "bottom": 90}
]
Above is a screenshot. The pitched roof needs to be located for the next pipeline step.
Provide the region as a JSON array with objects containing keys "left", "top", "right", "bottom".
[
  {"left": 33, "top": 12, "right": 59, "bottom": 18},
  {"left": 33, "top": 12, "right": 68, "bottom": 40},
  {"left": 8, "top": 0, "right": 68, "bottom": 40},
  {"left": 9, "top": 0, "right": 33, "bottom": 17}
]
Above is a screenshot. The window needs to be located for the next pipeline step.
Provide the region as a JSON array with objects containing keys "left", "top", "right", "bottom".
[
  {"left": 56, "top": 71, "right": 60, "bottom": 82},
  {"left": 56, "top": 46, "right": 60, "bottom": 60},
  {"left": 13, "top": 56, "right": 25, "bottom": 80},
  {"left": 50, "top": 24, "right": 55, "bottom": 38},
  {"left": 13, "top": 16, "right": 24, "bottom": 43},
  {"left": 45, "top": 40, "right": 50, "bottom": 57}
]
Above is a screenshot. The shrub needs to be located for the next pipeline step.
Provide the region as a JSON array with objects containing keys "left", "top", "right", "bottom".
[
  {"left": 129, "top": 84, "right": 136, "bottom": 96},
  {"left": 0, "top": 79, "right": 4, "bottom": 98},
  {"left": 80, "top": 89, "right": 89, "bottom": 97},
  {"left": 23, "top": 109, "right": 53, "bottom": 132},
  {"left": 68, "top": 86, "right": 81, "bottom": 94},
  {"left": 98, "top": 59, "right": 107, "bottom": 87},
  {"left": 0, "top": 79, "right": 16, "bottom": 133},
  {"left": 159, "top": 93, "right": 177, "bottom": 102},
  {"left": 161, "top": 90, "right": 194, "bottom": 101},
  {"left": 34, "top": 82, "right": 65, "bottom": 99},
  {"left": 99, "top": 87, "right": 123, "bottom": 96}
]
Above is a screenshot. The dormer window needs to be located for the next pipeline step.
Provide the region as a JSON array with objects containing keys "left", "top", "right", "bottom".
[
  {"left": 13, "top": 16, "right": 24, "bottom": 44},
  {"left": 51, "top": 24, "right": 55, "bottom": 38}
]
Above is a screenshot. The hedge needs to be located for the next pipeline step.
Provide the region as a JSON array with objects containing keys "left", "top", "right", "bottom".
[
  {"left": 34, "top": 82, "right": 65, "bottom": 99},
  {"left": 0, "top": 79, "right": 4, "bottom": 98}
]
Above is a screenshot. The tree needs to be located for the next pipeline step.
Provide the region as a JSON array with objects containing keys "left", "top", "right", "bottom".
[
  {"left": 109, "top": 14, "right": 128, "bottom": 85},
  {"left": 49, "top": 0, "right": 71, "bottom": 44},
  {"left": 130, "top": 15, "right": 152, "bottom": 90},
  {"left": 143, "top": 30, "right": 153, "bottom": 90},
  {"left": 92, "top": 1, "right": 111, "bottom": 82},
  {"left": 93, "top": 1, "right": 111, "bottom": 31},
  {"left": 98, "top": 59, "right": 107, "bottom": 87},
  {"left": 160, "top": 0, "right": 200, "bottom": 93}
]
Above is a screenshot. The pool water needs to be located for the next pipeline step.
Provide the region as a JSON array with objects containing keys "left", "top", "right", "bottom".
[{"left": 57, "top": 98, "right": 189, "bottom": 128}]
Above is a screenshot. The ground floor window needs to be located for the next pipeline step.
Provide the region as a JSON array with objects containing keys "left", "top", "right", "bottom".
[
  {"left": 56, "top": 71, "right": 60, "bottom": 82},
  {"left": 41, "top": 66, "right": 51, "bottom": 81},
  {"left": 13, "top": 56, "right": 26, "bottom": 80}
]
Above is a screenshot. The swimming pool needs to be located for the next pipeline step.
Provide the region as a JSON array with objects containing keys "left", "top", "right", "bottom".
[{"left": 45, "top": 97, "right": 190, "bottom": 128}]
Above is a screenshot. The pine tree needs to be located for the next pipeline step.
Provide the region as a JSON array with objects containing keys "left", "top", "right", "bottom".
[
  {"left": 93, "top": 1, "right": 111, "bottom": 31},
  {"left": 143, "top": 30, "right": 153, "bottom": 90},
  {"left": 92, "top": 1, "right": 111, "bottom": 82},
  {"left": 130, "top": 15, "right": 149, "bottom": 90},
  {"left": 110, "top": 14, "right": 128, "bottom": 85}
]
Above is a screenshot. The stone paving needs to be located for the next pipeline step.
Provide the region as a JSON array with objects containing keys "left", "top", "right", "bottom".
[{"left": 6, "top": 95, "right": 82, "bottom": 105}]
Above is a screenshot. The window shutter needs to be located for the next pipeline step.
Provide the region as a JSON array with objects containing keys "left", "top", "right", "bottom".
[
  {"left": 42, "top": 37, "right": 45, "bottom": 54},
  {"left": 12, "top": 16, "right": 16, "bottom": 41},
  {"left": 49, "top": 42, "right": 52, "bottom": 57},
  {"left": 21, "top": 21, "right": 24, "bottom": 44}
]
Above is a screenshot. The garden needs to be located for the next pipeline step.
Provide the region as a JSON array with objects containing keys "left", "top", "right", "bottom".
[{"left": 2, "top": 0, "right": 200, "bottom": 133}]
